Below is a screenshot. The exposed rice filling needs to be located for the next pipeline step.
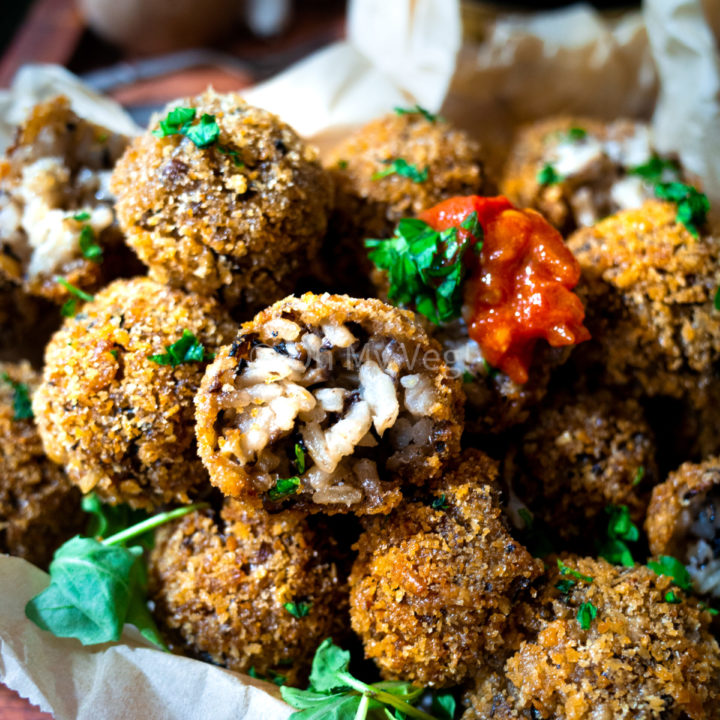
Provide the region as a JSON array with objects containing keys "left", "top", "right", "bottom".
[
  {"left": 685, "top": 483, "right": 720, "bottom": 598},
  {"left": 210, "top": 319, "right": 445, "bottom": 508}
]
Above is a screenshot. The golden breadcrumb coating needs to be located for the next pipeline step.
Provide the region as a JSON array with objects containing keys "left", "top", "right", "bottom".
[
  {"left": 0, "top": 95, "right": 135, "bottom": 303},
  {"left": 567, "top": 200, "right": 720, "bottom": 403},
  {"left": 33, "top": 277, "right": 236, "bottom": 509},
  {"left": 149, "top": 499, "right": 346, "bottom": 686},
  {"left": 111, "top": 89, "right": 333, "bottom": 310},
  {"left": 516, "top": 389, "right": 656, "bottom": 543},
  {"left": 195, "top": 293, "right": 464, "bottom": 515},
  {"left": 0, "top": 361, "right": 82, "bottom": 568},
  {"left": 349, "top": 449, "right": 542, "bottom": 687},
  {"left": 463, "top": 557, "right": 720, "bottom": 720}
]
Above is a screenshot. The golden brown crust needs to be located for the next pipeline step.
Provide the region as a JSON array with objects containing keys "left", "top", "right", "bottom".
[
  {"left": 111, "top": 90, "right": 333, "bottom": 310},
  {"left": 0, "top": 96, "right": 134, "bottom": 303},
  {"left": 195, "top": 292, "right": 464, "bottom": 515},
  {"left": 567, "top": 200, "right": 720, "bottom": 401},
  {"left": 149, "top": 499, "right": 346, "bottom": 686},
  {"left": 0, "top": 361, "right": 83, "bottom": 568},
  {"left": 516, "top": 389, "right": 656, "bottom": 543},
  {"left": 463, "top": 557, "right": 720, "bottom": 720},
  {"left": 33, "top": 277, "right": 236, "bottom": 509},
  {"left": 349, "top": 449, "right": 542, "bottom": 687}
]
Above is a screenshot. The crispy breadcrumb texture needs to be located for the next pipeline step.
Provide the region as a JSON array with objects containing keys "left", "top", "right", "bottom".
[
  {"left": 111, "top": 90, "right": 333, "bottom": 310},
  {"left": 349, "top": 449, "right": 542, "bottom": 687},
  {"left": 149, "top": 499, "right": 346, "bottom": 686},
  {"left": 0, "top": 361, "right": 82, "bottom": 568},
  {"left": 517, "top": 389, "right": 656, "bottom": 543},
  {"left": 322, "top": 112, "right": 492, "bottom": 291},
  {"left": 567, "top": 200, "right": 720, "bottom": 402},
  {"left": 195, "top": 293, "right": 464, "bottom": 515},
  {"left": 463, "top": 557, "right": 720, "bottom": 720},
  {"left": 0, "top": 96, "right": 135, "bottom": 303},
  {"left": 32, "top": 277, "right": 236, "bottom": 509}
]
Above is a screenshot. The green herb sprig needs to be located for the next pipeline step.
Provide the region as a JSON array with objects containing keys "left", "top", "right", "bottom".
[
  {"left": 648, "top": 555, "right": 693, "bottom": 592},
  {"left": 249, "top": 666, "right": 287, "bottom": 687},
  {"left": 25, "top": 501, "right": 206, "bottom": 649},
  {"left": 394, "top": 105, "right": 440, "bottom": 123},
  {"left": 1, "top": 372, "right": 33, "bottom": 421},
  {"left": 537, "top": 163, "right": 562, "bottom": 186},
  {"left": 72, "top": 212, "right": 103, "bottom": 263},
  {"left": 555, "top": 559, "right": 594, "bottom": 595},
  {"left": 372, "top": 158, "right": 429, "bottom": 183},
  {"left": 365, "top": 212, "right": 482, "bottom": 325},
  {"left": 280, "top": 638, "right": 446, "bottom": 720},
  {"left": 56, "top": 276, "right": 94, "bottom": 318},
  {"left": 284, "top": 601, "right": 312, "bottom": 619},
  {"left": 577, "top": 602, "right": 597, "bottom": 630},
  {"left": 148, "top": 329, "right": 213, "bottom": 367},
  {"left": 598, "top": 505, "right": 639, "bottom": 567},
  {"left": 267, "top": 444, "right": 306, "bottom": 502}
]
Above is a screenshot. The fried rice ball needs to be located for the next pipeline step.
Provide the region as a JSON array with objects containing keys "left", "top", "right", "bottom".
[
  {"left": 195, "top": 292, "right": 464, "bottom": 516},
  {"left": 647, "top": 458, "right": 720, "bottom": 600},
  {"left": 323, "top": 111, "right": 492, "bottom": 291},
  {"left": 33, "top": 277, "right": 236, "bottom": 509},
  {"left": 463, "top": 557, "right": 720, "bottom": 720},
  {"left": 0, "top": 361, "right": 82, "bottom": 568},
  {"left": 111, "top": 90, "right": 333, "bottom": 311},
  {"left": 0, "top": 96, "right": 135, "bottom": 303},
  {"left": 149, "top": 498, "right": 345, "bottom": 686},
  {"left": 348, "top": 449, "right": 542, "bottom": 687},
  {"left": 567, "top": 200, "right": 720, "bottom": 403},
  {"left": 515, "top": 389, "right": 657, "bottom": 544},
  {"left": 501, "top": 116, "right": 688, "bottom": 234}
]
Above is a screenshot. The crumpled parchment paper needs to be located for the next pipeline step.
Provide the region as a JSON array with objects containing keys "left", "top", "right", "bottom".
[{"left": 1, "top": 0, "right": 719, "bottom": 717}]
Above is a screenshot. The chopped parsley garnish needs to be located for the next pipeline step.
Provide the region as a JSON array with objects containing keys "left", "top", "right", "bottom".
[
  {"left": 1, "top": 373, "right": 33, "bottom": 421},
  {"left": 109, "top": 349, "right": 119, "bottom": 360},
  {"left": 431, "top": 494, "right": 449, "bottom": 511},
  {"left": 654, "top": 182, "right": 709, "bottom": 237},
  {"left": 72, "top": 211, "right": 91, "bottom": 221},
  {"left": 566, "top": 127, "right": 587, "bottom": 141},
  {"left": 148, "top": 329, "right": 213, "bottom": 367},
  {"left": 577, "top": 602, "right": 597, "bottom": 630},
  {"left": 629, "top": 155, "right": 681, "bottom": 183},
  {"left": 700, "top": 602, "right": 719, "bottom": 616},
  {"left": 365, "top": 213, "right": 481, "bottom": 325},
  {"left": 372, "top": 158, "right": 429, "bottom": 183},
  {"left": 336, "top": 159, "right": 348, "bottom": 169},
  {"left": 598, "top": 504, "right": 639, "bottom": 567},
  {"left": 248, "top": 666, "right": 287, "bottom": 686},
  {"left": 648, "top": 555, "right": 693, "bottom": 592},
  {"left": 217, "top": 144, "right": 244, "bottom": 167},
  {"left": 632, "top": 465, "right": 645, "bottom": 487},
  {"left": 537, "top": 163, "right": 562, "bottom": 186},
  {"left": 152, "top": 107, "right": 197, "bottom": 138},
  {"left": 56, "top": 277, "right": 94, "bottom": 317},
  {"left": 79, "top": 224, "right": 103, "bottom": 262},
  {"left": 267, "top": 475, "right": 301, "bottom": 502},
  {"left": 280, "top": 638, "right": 441, "bottom": 720},
  {"left": 184, "top": 113, "right": 220, "bottom": 147},
  {"left": 557, "top": 559, "right": 593, "bottom": 584},
  {"left": 284, "top": 601, "right": 312, "bottom": 618},
  {"left": 461, "top": 370, "right": 474, "bottom": 383},
  {"left": 153, "top": 107, "right": 236, "bottom": 158},
  {"left": 665, "top": 590, "right": 681, "bottom": 604},
  {"left": 394, "top": 105, "right": 439, "bottom": 123},
  {"left": 294, "top": 443, "right": 306, "bottom": 474},
  {"left": 555, "top": 579, "right": 576, "bottom": 594}
]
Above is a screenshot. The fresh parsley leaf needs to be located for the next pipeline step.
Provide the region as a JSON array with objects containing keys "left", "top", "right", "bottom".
[
  {"left": 577, "top": 602, "right": 597, "bottom": 630},
  {"left": 665, "top": 590, "right": 682, "bottom": 604},
  {"left": 284, "top": 601, "right": 312, "bottom": 619},
  {"left": 217, "top": 144, "right": 243, "bottom": 166},
  {"left": 267, "top": 475, "right": 301, "bottom": 502},
  {"left": 184, "top": 113, "right": 220, "bottom": 148},
  {"left": 632, "top": 465, "right": 645, "bottom": 487},
  {"left": 79, "top": 224, "right": 103, "bottom": 262},
  {"left": 394, "top": 105, "right": 439, "bottom": 123},
  {"left": 461, "top": 371, "right": 474, "bottom": 383},
  {"left": 25, "top": 503, "right": 206, "bottom": 649},
  {"left": 1, "top": 372, "right": 33, "bottom": 421},
  {"left": 366, "top": 214, "right": 480, "bottom": 325},
  {"left": 654, "top": 182, "right": 709, "bottom": 237},
  {"left": 336, "top": 159, "right": 348, "bottom": 169},
  {"left": 566, "top": 127, "right": 587, "bottom": 141},
  {"left": 61, "top": 299, "right": 77, "bottom": 317},
  {"left": 699, "top": 602, "right": 719, "bottom": 616},
  {"left": 148, "top": 329, "right": 212, "bottom": 367},
  {"left": 372, "top": 158, "right": 429, "bottom": 183},
  {"left": 599, "top": 505, "right": 639, "bottom": 567},
  {"left": 648, "top": 555, "right": 693, "bottom": 592},
  {"left": 629, "top": 155, "right": 681, "bottom": 183},
  {"left": 295, "top": 443, "right": 306, "bottom": 474},
  {"left": 555, "top": 579, "right": 576, "bottom": 594},
  {"left": 557, "top": 559, "right": 593, "bottom": 584},
  {"left": 72, "top": 211, "right": 91, "bottom": 221},
  {"left": 537, "top": 163, "right": 562, "bottom": 186},
  {"left": 431, "top": 494, "right": 449, "bottom": 511},
  {"left": 152, "top": 107, "right": 197, "bottom": 138}
]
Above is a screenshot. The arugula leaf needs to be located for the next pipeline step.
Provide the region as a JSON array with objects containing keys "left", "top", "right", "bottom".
[
  {"left": 372, "top": 158, "right": 428, "bottom": 183},
  {"left": 309, "top": 638, "right": 352, "bottom": 692},
  {"left": 577, "top": 602, "right": 597, "bottom": 630},
  {"left": 537, "top": 164, "right": 562, "bottom": 186},
  {"left": 1, "top": 372, "right": 33, "bottom": 421},
  {"left": 82, "top": 493, "right": 153, "bottom": 549},
  {"left": 365, "top": 214, "right": 480, "bottom": 325},
  {"left": 648, "top": 555, "right": 693, "bottom": 592},
  {"left": 79, "top": 225, "right": 103, "bottom": 263},
  {"left": 25, "top": 502, "right": 206, "bottom": 649},
  {"left": 284, "top": 601, "right": 312, "bottom": 618},
  {"left": 267, "top": 476, "right": 301, "bottom": 502},
  {"left": 598, "top": 505, "right": 639, "bottom": 567},
  {"left": 394, "top": 105, "right": 439, "bottom": 123},
  {"left": 148, "top": 329, "right": 212, "bottom": 367}
]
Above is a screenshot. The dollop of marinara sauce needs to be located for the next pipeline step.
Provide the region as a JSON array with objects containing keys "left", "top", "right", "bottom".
[{"left": 419, "top": 195, "right": 590, "bottom": 384}]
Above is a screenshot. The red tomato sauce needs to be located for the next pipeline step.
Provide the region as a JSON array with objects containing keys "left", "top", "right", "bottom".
[{"left": 419, "top": 196, "right": 590, "bottom": 384}]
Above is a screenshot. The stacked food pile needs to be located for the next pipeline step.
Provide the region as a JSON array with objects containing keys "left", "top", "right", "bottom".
[{"left": 1, "top": 90, "right": 718, "bottom": 719}]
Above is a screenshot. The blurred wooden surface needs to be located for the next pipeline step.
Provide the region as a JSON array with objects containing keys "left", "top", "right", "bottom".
[{"left": 0, "top": 684, "right": 52, "bottom": 720}]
